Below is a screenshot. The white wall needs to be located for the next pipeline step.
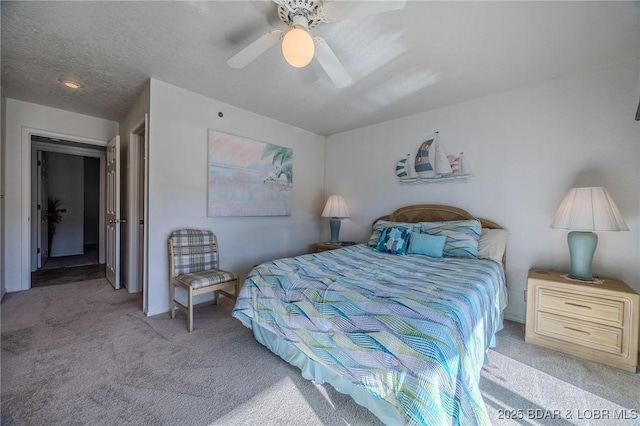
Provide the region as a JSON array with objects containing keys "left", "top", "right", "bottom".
[
  {"left": 325, "top": 58, "right": 640, "bottom": 324},
  {"left": 48, "top": 152, "right": 84, "bottom": 256},
  {"left": 146, "top": 79, "right": 325, "bottom": 316},
  {"left": 84, "top": 157, "right": 101, "bottom": 245},
  {"left": 3, "top": 99, "right": 118, "bottom": 292}
]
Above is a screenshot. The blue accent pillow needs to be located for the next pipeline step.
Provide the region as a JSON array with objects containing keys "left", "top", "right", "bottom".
[
  {"left": 419, "top": 219, "right": 481, "bottom": 258},
  {"left": 406, "top": 233, "right": 447, "bottom": 258},
  {"left": 375, "top": 227, "right": 412, "bottom": 255}
]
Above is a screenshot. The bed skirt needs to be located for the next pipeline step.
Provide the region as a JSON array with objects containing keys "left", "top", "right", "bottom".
[{"left": 251, "top": 321, "right": 405, "bottom": 425}]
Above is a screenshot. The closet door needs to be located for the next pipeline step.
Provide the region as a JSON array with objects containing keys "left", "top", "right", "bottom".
[{"left": 106, "top": 136, "right": 120, "bottom": 289}]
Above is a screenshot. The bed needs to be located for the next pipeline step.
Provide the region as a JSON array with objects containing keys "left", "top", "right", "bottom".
[{"left": 233, "top": 204, "right": 508, "bottom": 425}]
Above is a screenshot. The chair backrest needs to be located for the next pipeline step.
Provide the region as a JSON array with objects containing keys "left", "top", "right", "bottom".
[{"left": 168, "top": 229, "right": 219, "bottom": 276}]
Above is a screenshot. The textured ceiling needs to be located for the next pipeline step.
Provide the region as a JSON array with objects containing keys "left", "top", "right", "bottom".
[{"left": 2, "top": 1, "right": 638, "bottom": 136}]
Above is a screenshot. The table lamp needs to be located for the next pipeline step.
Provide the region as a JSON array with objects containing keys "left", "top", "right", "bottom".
[
  {"left": 321, "top": 195, "right": 349, "bottom": 244},
  {"left": 550, "top": 187, "right": 628, "bottom": 281}
]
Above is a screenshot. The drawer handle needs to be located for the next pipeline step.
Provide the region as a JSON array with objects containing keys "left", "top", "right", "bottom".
[
  {"left": 564, "top": 326, "right": 590, "bottom": 335},
  {"left": 564, "top": 302, "right": 591, "bottom": 309}
]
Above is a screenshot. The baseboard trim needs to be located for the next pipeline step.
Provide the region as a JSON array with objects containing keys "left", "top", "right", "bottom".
[
  {"left": 145, "top": 307, "right": 167, "bottom": 317},
  {"left": 504, "top": 313, "right": 525, "bottom": 324}
]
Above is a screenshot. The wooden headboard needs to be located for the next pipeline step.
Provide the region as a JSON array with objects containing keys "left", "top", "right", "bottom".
[
  {"left": 373, "top": 204, "right": 506, "bottom": 265},
  {"left": 374, "top": 204, "right": 503, "bottom": 230}
]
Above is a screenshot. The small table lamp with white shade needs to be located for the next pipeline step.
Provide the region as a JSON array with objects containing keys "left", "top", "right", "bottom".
[
  {"left": 550, "top": 187, "right": 628, "bottom": 281},
  {"left": 321, "top": 195, "right": 349, "bottom": 245}
]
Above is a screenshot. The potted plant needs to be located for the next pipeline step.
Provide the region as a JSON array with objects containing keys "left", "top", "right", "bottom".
[{"left": 47, "top": 197, "right": 67, "bottom": 258}]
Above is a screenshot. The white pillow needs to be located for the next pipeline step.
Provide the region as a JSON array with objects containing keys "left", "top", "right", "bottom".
[{"left": 478, "top": 228, "right": 508, "bottom": 264}]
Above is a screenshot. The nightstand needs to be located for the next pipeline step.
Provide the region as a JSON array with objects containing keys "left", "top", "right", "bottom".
[
  {"left": 315, "top": 242, "right": 353, "bottom": 252},
  {"left": 525, "top": 269, "right": 639, "bottom": 372}
]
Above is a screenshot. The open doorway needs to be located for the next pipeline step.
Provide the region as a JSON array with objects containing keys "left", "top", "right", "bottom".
[{"left": 30, "top": 137, "right": 107, "bottom": 287}]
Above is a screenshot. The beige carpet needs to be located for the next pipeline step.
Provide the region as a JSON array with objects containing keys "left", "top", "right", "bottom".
[{"left": 2, "top": 279, "right": 638, "bottom": 425}]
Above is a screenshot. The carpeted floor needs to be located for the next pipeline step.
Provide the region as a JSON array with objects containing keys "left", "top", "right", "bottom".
[{"left": 1, "top": 279, "right": 638, "bottom": 425}]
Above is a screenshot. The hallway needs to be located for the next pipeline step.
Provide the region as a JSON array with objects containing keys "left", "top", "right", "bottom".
[
  {"left": 41, "top": 245, "right": 98, "bottom": 270},
  {"left": 32, "top": 245, "right": 105, "bottom": 287}
]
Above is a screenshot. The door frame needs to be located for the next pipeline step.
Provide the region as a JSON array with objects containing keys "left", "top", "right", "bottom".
[{"left": 21, "top": 128, "right": 108, "bottom": 290}]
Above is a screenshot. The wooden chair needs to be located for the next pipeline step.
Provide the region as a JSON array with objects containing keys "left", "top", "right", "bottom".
[{"left": 168, "top": 229, "right": 239, "bottom": 332}]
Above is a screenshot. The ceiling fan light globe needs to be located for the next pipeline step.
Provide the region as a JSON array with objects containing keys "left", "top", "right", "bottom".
[{"left": 282, "top": 26, "right": 315, "bottom": 68}]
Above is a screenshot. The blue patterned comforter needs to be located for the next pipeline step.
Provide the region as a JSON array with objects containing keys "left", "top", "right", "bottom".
[{"left": 233, "top": 244, "right": 507, "bottom": 425}]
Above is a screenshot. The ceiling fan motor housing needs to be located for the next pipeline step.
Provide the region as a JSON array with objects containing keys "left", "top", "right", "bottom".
[{"left": 278, "top": 0, "right": 323, "bottom": 28}]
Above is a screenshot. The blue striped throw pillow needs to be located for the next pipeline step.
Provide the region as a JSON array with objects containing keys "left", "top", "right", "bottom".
[
  {"left": 419, "top": 220, "right": 481, "bottom": 258},
  {"left": 368, "top": 220, "right": 420, "bottom": 247}
]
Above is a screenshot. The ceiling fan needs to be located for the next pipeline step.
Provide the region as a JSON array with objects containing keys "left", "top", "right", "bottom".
[{"left": 226, "top": 0, "right": 406, "bottom": 88}]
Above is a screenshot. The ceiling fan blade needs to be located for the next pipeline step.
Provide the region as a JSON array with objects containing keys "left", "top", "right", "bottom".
[
  {"left": 313, "top": 37, "right": 352, "bottom": 88},
  {"left": 320, "top": 0, "right": 406, "bottom": 22},
  {"left": 227, "top": 29, "right": 284, "bottom": 69}
]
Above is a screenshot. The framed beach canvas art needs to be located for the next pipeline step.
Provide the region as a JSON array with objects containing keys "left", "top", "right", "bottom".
[{"left": 207, "top": 130, "right": 293, "bottom": 216}]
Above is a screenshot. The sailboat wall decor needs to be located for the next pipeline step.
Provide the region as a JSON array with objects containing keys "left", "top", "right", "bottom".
[{"left": 395, "top": 132, "right": 471, "bottom": 183}]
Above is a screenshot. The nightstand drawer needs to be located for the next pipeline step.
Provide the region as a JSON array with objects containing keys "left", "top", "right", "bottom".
[
  {"left": 536, "top": 312, "right": 623, "bottom": 354},
  {"left": 537, "top": 288, "right": 624, "bottom": 326}
]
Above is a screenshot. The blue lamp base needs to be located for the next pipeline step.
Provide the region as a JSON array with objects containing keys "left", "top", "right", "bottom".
[
  {"left": 567, "top": 231, "right": 598, "bottom": 281},
  {"left": 329, "top": 218, "right": 341, "bottom": 244}
]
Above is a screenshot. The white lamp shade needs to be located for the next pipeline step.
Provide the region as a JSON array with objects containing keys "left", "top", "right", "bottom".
[
  {"left": 281, "top": 26, "right": 314, "bottom": 68},
  {"left": 550, "top": 187, "right": 628, "bottom": 231},
  {"left": 321, "top": 195, "right": 349, "bottom": 218}
]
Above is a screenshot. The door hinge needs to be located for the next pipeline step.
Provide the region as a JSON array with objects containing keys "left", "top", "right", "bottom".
[
  {"left": 37, "top": 248, "right": 41, "bottom": 254},
  {"left": 524, "top": 290, "right": 527, "bottom": 302},
  {"left": 37, "top": 160, "right": 41, "bottom": 167},
  {"left": 37, "top": 204, "right": 41, "bottom": 210}
]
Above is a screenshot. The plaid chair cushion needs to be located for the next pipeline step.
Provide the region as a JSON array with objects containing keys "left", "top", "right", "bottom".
[
  {"left": 174, "top": 269, "right": 238, "bottom": 290},
  {"left": 170, "top": 229, "right": 219, "bottom": 275}
]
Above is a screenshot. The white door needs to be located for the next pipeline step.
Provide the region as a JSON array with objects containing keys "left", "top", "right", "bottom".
[
  {"left": 37, "top": 151, "right": 49, "bottom": 268},
  {"left": 106, "top": 136, "right": 121, "bottom": 289}
]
